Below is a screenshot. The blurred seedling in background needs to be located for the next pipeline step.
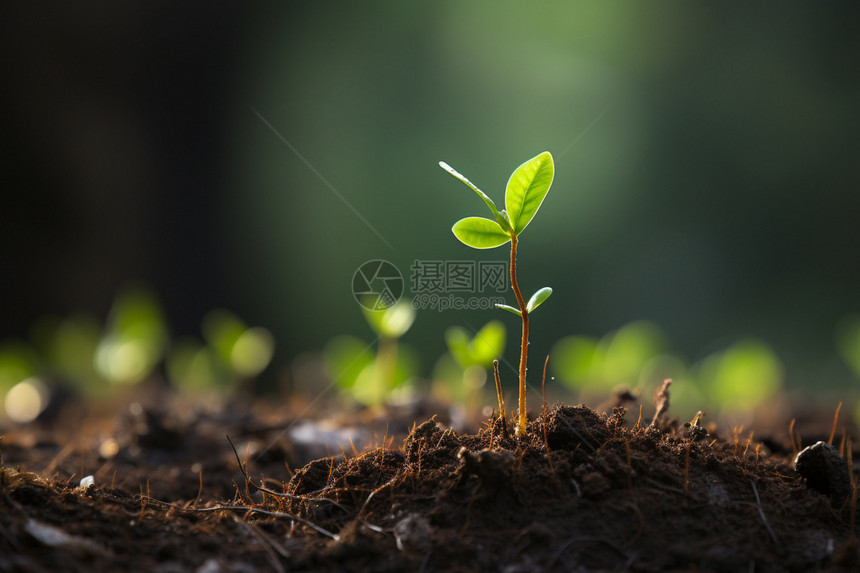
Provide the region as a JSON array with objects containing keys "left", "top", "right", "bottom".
[
  {"left": 432, "top": 320, "right": 506, "bottom": 426},
  {"left": 0, "top": 341, "right": 44, "bottom": 424},
  {"left": 167, "top": 309, "right": 275, "bottom": 396},
  {"left": 441, "top": 152, "right": 554, "bottom": 437},
  {"left": 323, "top": 299, "right": 419, "bottom": 406},
  {"left": 0, "top": 286, "right": 275, "bottom": 424},
  {"left": 95, "top": 287, "right": 169, "bottom": 386},
  {"left": 550, "top": 320, "right": 784, "bottom": 423},
  {"left": 1, "top": 287, "right": 166, "bottom": 423}
]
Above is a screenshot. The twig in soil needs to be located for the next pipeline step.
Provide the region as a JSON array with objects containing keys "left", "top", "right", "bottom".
[
  {"left": 193, "top": 469, "right": 203, "bottom": 510},
  {"left": 260, "top": 485, "right": 349, "bottom": 512},
  {"left": 650, "top": 379, "right": 671, "bottom": 427},
  {"left": 42, "top": 441, "right": 75, "bottom": 477},
  {"left": 732, "top": 425, "right": 742, "bottom": 457},
  {"left": 380, "top": 423, "right": 390, "bottom": 464},
  {"left": 788, "top": 419, "right": 799, "bottom": 457},
  {"left": 227, "top": 435, "right": 346, "bottom": 509},
  {"left": 325, "top": 457, "right": 335, "bottom": 486},
  {"left": 357, "top": 478, "right": 396, "bottom": 519},
  {"left": 140, "top": 496, "right": 341, "bottom": 541},
  {"left": 750, "top": 481, "right": 781, "bottom": 553},
  {"left": 62, "top": 473, "right": 77, "bottom": 489},
  {"left": 541, "top": 354, "right": 549, "bottom": 414},
  {"left": 828, "top": 402, "right": 842, "bottom": 445},
  {"left": 244, "top": 507, "right": 342, "bottom": 540},
  {"left": 493, "top": 360, "right": 507, "bottom": 435},
  {"left": 743, "top": 431, "right": 754, "bottom": 459},
  {"left": 226, "top": 435, "right": 253, "bottom": 503}
]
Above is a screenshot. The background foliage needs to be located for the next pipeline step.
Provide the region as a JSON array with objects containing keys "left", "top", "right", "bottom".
[{"left": 2, "top": 3, "right": 859, "bottom": 413}]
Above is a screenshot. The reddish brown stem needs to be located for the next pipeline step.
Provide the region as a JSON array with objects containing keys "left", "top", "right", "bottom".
[{"left": 509, "top": 233, "right": 529, "bottom": 437}]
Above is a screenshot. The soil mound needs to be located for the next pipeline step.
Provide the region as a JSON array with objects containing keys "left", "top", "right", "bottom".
[{"left": 2, "top": 403, "right": 859, "bottom": 572}]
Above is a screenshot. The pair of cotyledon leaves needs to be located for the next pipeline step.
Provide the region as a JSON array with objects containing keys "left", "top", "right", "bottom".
[{"left": 439, "top": 151, "right": 554, "bottom": 317}]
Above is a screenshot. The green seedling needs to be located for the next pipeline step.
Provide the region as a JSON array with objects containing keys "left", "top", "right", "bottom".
[
  {"left": 445, "top": 320, "right": 506, "bottom": 372},
  {"left": 168, "top": 309, "right": 275, "bottom": 394},
  {"left": 440, "top": 151, "right": 554, "bottom": 437},
  {"left": 433, "top": 320, "right": 506, "bottom": 413},
  {"left": 324, "top": 299, "right": 418, "bottom": 406}
]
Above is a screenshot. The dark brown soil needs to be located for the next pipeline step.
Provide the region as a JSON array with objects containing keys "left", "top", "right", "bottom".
[{"left": 2, "top": 397, "right": 859, "bottom": 572}]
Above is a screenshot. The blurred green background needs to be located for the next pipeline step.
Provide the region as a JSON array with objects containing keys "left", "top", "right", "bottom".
[{"left": 2, "top": 3, "right": 859, "bottom": 415}]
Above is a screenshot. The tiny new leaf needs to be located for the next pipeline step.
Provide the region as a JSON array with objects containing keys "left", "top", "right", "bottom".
[
  {"left": 495, "top": 303, "right": 522, "bottom": 317},
  {"left": 526, "top": 287, "right": 553, "bottom": 313}
]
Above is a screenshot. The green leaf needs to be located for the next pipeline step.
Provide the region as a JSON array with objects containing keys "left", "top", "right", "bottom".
[
  {"left": 526, "top": 287, "right": 553, "bottom": 313},
  {"left": 505, "top": 151, "right": 554, "bottom": 235},
  {"left": 495, "top": 303, "right": 522, "bottom": 317},
  {"left": 452, "top": 217, "right": 511, "bottom": 249},
  {"left": 440, "top": 161, "right": 512, "bottom": 233}
]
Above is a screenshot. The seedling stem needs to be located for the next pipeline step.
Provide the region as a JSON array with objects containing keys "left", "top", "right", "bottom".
[{"left": 509, "top": 233, "right": 530, "bottom": 436}]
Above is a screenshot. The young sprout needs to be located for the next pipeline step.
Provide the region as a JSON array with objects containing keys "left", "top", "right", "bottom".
[
  {"left": 360, "top": 300, "right": 417, "bottom": 401},
  {"left": 442, "top": 320, "right": 506, "bottom": 418},
  {"left": 440, "top": 152, "right": 554, "bottom": 437},
  {"left": 324, "top": 299, "right": 418, "bottom": 406}
]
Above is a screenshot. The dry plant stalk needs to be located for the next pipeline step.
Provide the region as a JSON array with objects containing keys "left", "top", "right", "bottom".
[
  {"left": 828, "top": 402, "right": 842, "bottom": 445},
  {"left": 788, "top": 418, "right": 799, "bottom": 457},
  {"left": 493, "top": 360, "right": 507, "bottom": 435},
  {"left": 541, "top": 354, "right": 550, "bottom": 414},
  {"left": 650, "top": 378, "right": 672, "bottom": 427}
]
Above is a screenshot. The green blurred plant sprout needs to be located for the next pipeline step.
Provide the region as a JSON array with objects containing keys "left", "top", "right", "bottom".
[
  {"left": 168, "top": 309, "right": 275, "bottom": 393},
  {"left": 433, "top": 320, "right": 506, "bottom": 408},
  {"left": 445, "top": 320, "right": 506, "bottom": 372},
  {"left": 324, "top": 299, "right": 418, "bottom": 406},
  {"left": 441, "top": 151, "right": 554, "bottom": 437},
  {"left": 0, "top": 286, "right": 277, "bottom": 423},
  {"left": 95, "top": 288, "right": 168, "bottom": 385},
  {"left": 550, "top": 321, "right": 784, "bottom": 421}
]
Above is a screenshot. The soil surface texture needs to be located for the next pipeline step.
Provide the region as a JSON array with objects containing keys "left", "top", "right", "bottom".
[{"left": 2, "top": 399, "right": 859, "bottom": 572}]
